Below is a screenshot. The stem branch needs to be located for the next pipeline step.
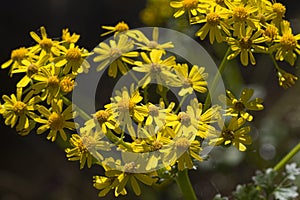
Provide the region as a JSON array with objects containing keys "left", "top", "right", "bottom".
[
  {"left": 273, "top": 142, "right": 300, "bottom": 171},
  {"left": 176, "top": 169, "right": 198, "bottom": 200}
]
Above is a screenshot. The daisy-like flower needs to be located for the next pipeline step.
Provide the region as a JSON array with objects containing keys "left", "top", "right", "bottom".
[
  {"left": 35, "top": 99, "right": 77, "bottom": 142},
  {"left": 226, "top": 27, "right": 268, "bottom": 66},
  {"left": 32, "top": 65, "right": 75, "bottom": 104},
  {"left": 277, "top": 71, "right": 298, "bottom": 89},
  {"left": 100, "top": 21, "right": 130, "bottom": 37},
  {"left": 11, "top": 55, "right": 49, "bottom": 88},
  {"left": 173, "top": 63, "right": 208, "bottom": 96},
  {"left": 133, "top": 27, "right": 174, "bottom": 51},
  {"left": 263, "top": 24, "right": 279, "bottom": 42},
  {"left": 29, "top": 26, "right": 61, "bottom": 57},
  {"left": 209, "top": 117, "right": 252, "bottom": 151},
  {"left": 170, "top": 0, "right": 209, "bottom": 19},
  {"left": 194, "top": 5, "right": 231, "bottom": 44},
  {"left": 105, "top": 84, "right": 148, "bottom": 138},
  {"left": 93, "top": 34, "right": 139, "bottom": 78},
  {"left": 271, "top": 20, "right": 300, "bottom": 66},
  {"left": 61, "top": 28, "right": 80, "bottom": 45},
  {"left": 262, "top": 1, "right": 286, "bottom": 26},
  {"left": 133, "top": 49, "right": 178, "bottom": 91},
  {"left": 54, "top": 43, "right": 91, "bottom": 74},
  {"left": 65, "top": 127, "right": 111, "bottom": 169},
  {"left": 219, "top": 88, "right": 264, "bottom": 121},
  {"left": 0, "top": 88, "right": 39, "bottom": 132}
]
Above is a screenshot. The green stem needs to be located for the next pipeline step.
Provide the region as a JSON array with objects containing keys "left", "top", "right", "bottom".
[
  {"left": 269, "top": 54, "right": 282, "bottom": 72},
  {"left": 203, "top": 47, "right": 231, "bottom": 111},
  {"left": 61, "top": 95, "right": 91, "bottom": 121},
  {"left": 176, "top": 169, "right": 198, "bottom": 200},
  {"left": 175, "top": 95, "right": 188, "bottom": 113},
  {"left": 273, "top": 142, "right": 300, "bottom": 171}
]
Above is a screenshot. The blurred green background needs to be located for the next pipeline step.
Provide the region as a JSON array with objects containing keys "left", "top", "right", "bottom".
[{"left": 0, "top": 0, "right": 300, "bottom": 199}]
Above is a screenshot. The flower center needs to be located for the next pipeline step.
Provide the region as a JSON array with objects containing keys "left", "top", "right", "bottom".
[
  {"left": 148, "top": 40, "right": 159, "bottom": 48},
  {"left": 148, "top": 104, "right": 159, "bottom": 117},
  {"left": 13, "top": 101, "right": 27, "bottom": 115},
  {"left": 115, "top": 21, "right": 129, "bottom": 32},
  {"left": 222, "top": 129, "right": 235, "bottom": 141},
  {"left": 93, "top": 110, "right": 110, "bottom": 124},
  {"left": 118, "top": 99, "right": 135, "bottom": 114},
  {"left": 11, "top": 47, "right": 28, "bottom": 61},
  {"left": 47, "top": 76, "right": 60, "bottom": 88},
  {"left": 178, "top": 112, "right": 191, "bottom": 126},
  {"left": 110, "top": 48, "right": 122, "bottom": 58},
  {"left": 152, "top": 140, "right": 163, "bottom": 151},
  {"left": 48, "top": 112, "right": 64, "bottom": 130},
  {"left": 66, "top": 47, "right": 82, "bottom": 62},
  {"left": 27, "top": 64, "right": 39, "bottom": 77},
  {"left": 39, "top": 38, "right": 53, "bottom": 51},
  {"left": 239, "top": 37, "right": 252, "bottom": 49},
  {"left": 273, "top": 3, "right": 286, "bottom": 18},
  {"left": 124, "top": 162, "right": 137, "bottom": 172},
  {"left": 264, "top": 25, "right": 278, "bottom": 41},
  {"left": 215, "top": 0, "right": 224, "bottom": 5},
  {"left": 183, "top": 0, "right": 198, "bottom": 9},
  {"left": 206, "top": 12, "right": 221, "bottom": 26},
  {"left": 60, "top": 77, "right": 74, "bottom": 93},
  {"left": 175, "top": 137, "right": 191, "bottom": 150},
  {"left": 233, "top": 6, "right": 248, "bottom": 22},
  {"left": 150, "top": 63, "right": 162, "bottom": 73},
  {"left": 183, "top": 78, "right": 192, "bottom": 88},
  {"left": 234, "top": 101, "right": 246, "bottom": 111},
  {"left": 82, "top": 135, "right": 97, "bottom": 151},
  {"left": 280, "top": 34, "right": 297, "bottom": 51}
]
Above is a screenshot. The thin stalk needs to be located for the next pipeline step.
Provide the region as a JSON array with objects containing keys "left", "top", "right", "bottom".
[
  {"left": 176, "top": 169, "right": 198, "bottom": 200},
  {"left": 203, "top": 47, "right": 231, "bottom": 111},
  {"left": 273, "top": 142, "right": 300, "bottom": 171}
]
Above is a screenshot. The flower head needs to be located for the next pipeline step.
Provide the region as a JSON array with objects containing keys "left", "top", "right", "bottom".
[
  {"left": 101, "top": 21, "right": 130, "bottom": 37},
  {"left": 277, "top": 71, "right": 298, "bottom": 89}
]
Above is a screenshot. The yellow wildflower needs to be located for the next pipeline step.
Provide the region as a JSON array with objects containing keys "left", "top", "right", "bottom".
[
  {"left": 100, "top": 21, "right": 130, "bottom": 37},
  {"left": 61, "top": 28, "right": 80, "bottom": 44},
  {"left": 170, "top": 0, "right": 209, "bottom": 19},
  {"left": 277, "top": 71, "right": 298, "bottom": 89}
]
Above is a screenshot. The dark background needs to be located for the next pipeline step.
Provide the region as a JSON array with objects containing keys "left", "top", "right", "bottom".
[{"left": 0, "top": 1, "right": 300, "bottom": 200}]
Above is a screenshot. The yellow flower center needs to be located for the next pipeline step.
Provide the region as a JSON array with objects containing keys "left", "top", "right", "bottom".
[
  {"left": 39, "top": 38, "right": 53, "bottom": 51},
  {"left": 150, "top": 63, "right": 162, "bottom": 73},
  {"left": 47, "top": 76, "right": 60, "bottom": 88},
  {"left": 264, "top": 25, "right": 278, "bottom": 41},
  {"left": 93, "top": 110, "right": 110, "bottom": 124},
  {"left": 60, "top": 77, "right": 75, "bottom": 93},
  {"left": 280, "top": 33, "right": 297, "bottom": 51},
  {"left": 222, "top": 129, "right": 234, "bottom": 141},
  {"left": 183, "top": 0, "right": 198, "bottom": 9},
  {"left": 175, "top": 137, "right": 191, "bottom": 150},
  {"left": 206, "top": 12, "right": 221, "bottom": 26},
  {"left": 82, "top": 135, "right": 97, "bottom": 151},
  {"left": 234, "top": 101, "right": 246, "bottom": 112},
  {"left": 115, "top": 21, "right": 129, "bottom": 32},
  {"left": 118, "top": 99, "right": 135, "bottom": 114},
  {"left": 48, "top": 112, "right": 64, "bottom": 130},
  {"left": 183, "top": 78, "right": 192, "bottom": 88},
  {"left": 148, "top": 41, "right": 159, "bottom": 48},
  {"left": 239, "top": 37, "right": 252, "bottom": 49},
  {"left": 124, "top": 162, "right": 137, "bottom": 172},
  {"left": 148, "top": 104, "right": 159, "bottom": 117},
  {"left": 66, "top": 47, "right": 82, "bottom": 62},
  {"left": 152, "top": 140, "right": 163, "bottom": 151},
  {"left": 215, "top": 0, "right": 224, "bottom": 5},
  {"left": 11, "top": 47, "right": 28, "bottom": 61},
  {"left": 257, "top": 14, "right": 266, "bottom": 24},
  {"left": 13, "top": 101, "right": 27, "bottom": 115},
  {"left": 178, "top": 112, "right": 191, "bottom": 126},
  {"left": 110, "top": 48, "right": 122, "bottom": 58},
  {"left": 233, "top": 6, "right": 248, "bottom": 22},
  {"left": 27, "top": 64, "right": 39, "bottom": 77},
  {"left": 273, "top": 3, "right": 286, "bottom": 17}
]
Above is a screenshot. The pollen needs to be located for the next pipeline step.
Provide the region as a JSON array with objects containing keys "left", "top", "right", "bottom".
[
  {"left": 178, "top": 112, "right": 191, "bottom": 127},
  {"left": 47, "top": 76, "right": 60, "bottom": 88},
  {"left": 66, "top": 47, "right": 82, "bottom": 62},
  {"left": 183, "top": 0, "right": 198, "bottom": 9},
  {"left": 233, "top": 6, "right": 248, "bottom": 22},
  {"left": 150, "top": 63, "right": 162, "bottom": 73},
  {"left": 175, "top": 137, "right": 191, "bottom": 150},
  {"left": 280, "top": 34, "right": 297, "bottom": 51},
  {"left": 264, "top": 25, "right": 278, "bottom": 41},
  {"left": 239, "top": 37, "right": 252, "bottom": 49},
  {"left": 273, "top": 3, "right": 286, "bottom": 18},
  {"left": 27, "top": 64, "right": 39, "bottom": 77},
  {"left": 222, "top": 129, "right": 234, "bottom": 141},
  {"left": 124, "top": 162, "right": 137, "bottom": 172},
  {"left": 11, "top": 47, "right": 28, "bottom": 61},
  {"left": 110, "top": 48, "right": 122, "bottom": 58},
  {"left": 152, "top": 140, "right": 163, "bottom": 151},
  {"left": 206, "top": 12, "right": 221, "bottom": 26},
  {"left": 234, "top": 101, "right": 246, "bottom": 112},
  {"left": 60, "top": 77, "right": 74, "bottom": 93},
  {"left": 48, "top": 112, "right": 64, "bottom": 130},
  {"left": 81, "top": 135, "right": 97, "bottom": 151},
  {"left": 148, "top": 104, "right": 159, "bottom": 117},
  {"left": 39, "top": 38, "right": 53, "bottom": 51},
  {"left": 13, "top": 101, "right": 27, "bottom": 116},
  {"left": 118, "top": 99, "right": 135, "bottom": 113},
  {"left": 115, "top": 21, "right": 129, "bottom": 32},
  {"left": 93, "top": 110, "right": 110, "bottom": 124}
]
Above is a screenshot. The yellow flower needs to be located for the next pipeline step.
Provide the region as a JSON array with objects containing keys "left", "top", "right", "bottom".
[
  {"left": 170, "top": 0, "right": 209, "bottom": 19},
  {"left": 93, "top": 34, "right": 139, "bottom": 78},
  {"left": 61, "top": 28, "right": 80, "bottom": 44},
  {"left": 173, "top": 63, "right": 208, "bottom": 96},
  {"left": 219, "top": 88, "right": 264, "bottom": 121},
  {"left": 100, "top": 21, "right": 130, "bottom": 37},
  {"left": 271, "top": 20, "right": 300, "bottom": 66},
  {"left": 54, "top": 43, "right": 91, "bottom": 74},
  {"left": 209, "top": 117, "right": 252, "bottom": 151},
  {"left": 227, "top": 27, "right": 268, "bottom": 66},
  {"left": 0, "top": 88, "right": 39, "bottom": 132},
  {"left": 194, "top": 6, "right": 231, "bottom": 44},
  {"left": 29, "top": 26, "right": 61, "bottom": 56},
  {"left": 35, "top": 99, "right": 77, "bottom": 142},
  {"left": 133, "top": 49, "right": 178, "bottom": 91},
  {"left": 277, "top": 71, "right": 298, "bottom": 89},
  {"left": 133, "top": 27, "right": 174, "bottom": 51}
]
